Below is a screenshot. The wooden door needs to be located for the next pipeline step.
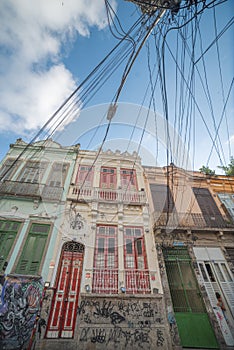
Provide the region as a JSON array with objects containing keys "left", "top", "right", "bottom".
[{"left": 46, "top": 241, "right": 84, "bottom": 338}]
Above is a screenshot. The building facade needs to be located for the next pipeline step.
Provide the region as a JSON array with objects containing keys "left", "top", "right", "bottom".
[
  {"left": 0, "top": 138, "right": 79, "bottom": 350},
  {"left": 37, "top": 148, "right": 172, "bottom": 350},
  {"left": 144, "top": 164, "right": 234, "bottom": 349},
  {"left": 1, "top": 142, "right": 233, "bottom": 350}
]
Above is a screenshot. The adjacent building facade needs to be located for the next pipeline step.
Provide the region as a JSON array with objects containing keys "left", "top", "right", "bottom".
[
  {"left": 144, "top": 164, "right": 234, "bottom": 349},
  {"left": 0, "top": 142, "right": 233, "bottom": 349},
  {"left": 0, "top": 139, "right": 79, "bottom": 350}
]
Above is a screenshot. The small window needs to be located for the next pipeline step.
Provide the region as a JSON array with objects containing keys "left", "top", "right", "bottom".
[
  {"left": 126, "top": 239, "right": 133, "bottom": 254},
  {"left": 136, "top": 239, "right": 143, "bottom": 255},
  {"left": 108, "top": 238, "right": 115, "bottom": 254},
  {"left": 205, "top": 263, "right": 216, "bottom": 282},
  {"left": 199, "top": 263, "right": 209, "bottom": 282},
  {"left": 221, "top": 263, "right": 232, "bottom": 282},
  {"left": 31, "top": 224, "right": 50, "bottom": 234},
  {"left": 98, "top": 238, "right": 105, "bottom": 253},
  {"left": 214, "top": 263, "right": 225, "bottom": 282},
  {"left": 126, "top": 228, "right": 132, "bottom": 236}
]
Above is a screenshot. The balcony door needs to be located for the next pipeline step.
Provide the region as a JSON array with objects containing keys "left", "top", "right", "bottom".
[
  {"left": 99, "top": 167, "right": 117, "bottom": 200},
  {"left": 120, "top": 169, "right": 137, "bottom": 191},
  {"left": 124, "top": 227, "right": 150, "bottom": 294},
  {"left": 92, "top": 225, "right": 118, "bottom": 294},
  {"left": 100, "top": 167, "right": 116, "bottom": 189}
]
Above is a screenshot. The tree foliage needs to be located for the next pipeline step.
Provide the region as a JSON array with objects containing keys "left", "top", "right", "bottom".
[
  {"left": 218, "top": 156, "right": 234, "bottom": 176},
  {"left": 199, "top": 165, "right": 215, "bottom": 176}
]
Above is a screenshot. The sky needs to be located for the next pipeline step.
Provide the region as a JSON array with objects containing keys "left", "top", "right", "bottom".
[{"left": 0, "top": 0, "right": 233, "bottom": 172}]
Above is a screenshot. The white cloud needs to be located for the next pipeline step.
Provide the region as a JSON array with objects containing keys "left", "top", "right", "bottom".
[
  {"left": 0, "top": 0, "right": 116, "bottom": 134},
  {"left": 229, "top": 135, "right": 234, "bottom": 145}
]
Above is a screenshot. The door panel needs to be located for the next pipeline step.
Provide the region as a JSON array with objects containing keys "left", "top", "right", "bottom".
[
  {"left": 163, "top": 247, "right": 218, "bottom": 349},
  {"left": 176, "top": 313, "right": 219, "bottom": 348},
  {"left": 46, "top": 242, "right": 84, "bottom": 338}
]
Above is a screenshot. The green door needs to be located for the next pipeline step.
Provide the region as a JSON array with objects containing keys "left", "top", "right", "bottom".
[
  {"left": 0, "top": 220, "right": 21, "bottom": 272},
  {"left": 163, "top": 247, "right": 219, "bottom": 348},
  {"left": 15, "top": 223, "right": 50, "bottom": 275}
]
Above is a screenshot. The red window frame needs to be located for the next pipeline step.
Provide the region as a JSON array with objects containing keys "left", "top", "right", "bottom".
[
  {"left": 93, "top": 225, "right": 118, "bottom": 269},
  {"left": 100, "top": 167, "right": 117, "bottom": 189},
  {"left": 75, "top": 165, "right": 94, "bottom": 187},
  {"left": 124, "top": 227, "right": 147, "bottom": 269},
  {"left": 120, "top": 168, "right": 138, "bottom": 191},
  {"left": 124, "top": 227, "right": 150, "bottom": 294},
  {"left": 93, "top": 225, "right": 118, "bottom": 294}
]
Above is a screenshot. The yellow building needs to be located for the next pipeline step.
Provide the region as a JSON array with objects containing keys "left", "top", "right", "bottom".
[{"left": 144, "top": 164, "right": 234, "bottom": 349}]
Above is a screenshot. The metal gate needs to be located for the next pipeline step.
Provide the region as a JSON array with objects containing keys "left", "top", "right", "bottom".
[
  {"left": 46, "top": 241, "right": 84, "bottom": 338},
  {"left": 163, "top": 247, "right": 218, "bottom": 348}
]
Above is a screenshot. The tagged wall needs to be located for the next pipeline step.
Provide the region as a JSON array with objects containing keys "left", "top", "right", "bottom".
[
  {"left": 0, "top": 275, "right": 43, "bottom": 350},
  {"left": 77, "top": 295, "right": 171, "bottom": 350},
  {"left": 38, "top": 294, "right": 172, "bottom": 350}
]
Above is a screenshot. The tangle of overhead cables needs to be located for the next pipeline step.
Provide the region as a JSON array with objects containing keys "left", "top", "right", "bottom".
[
  {"left": 71, "top": 9, "right": 167, "bottom": 204},
  {"left": 0, "top": 11, "right": 149, "bottom": 181}
]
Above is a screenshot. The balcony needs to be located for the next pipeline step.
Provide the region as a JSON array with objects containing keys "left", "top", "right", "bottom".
[
  {"left": 153, "top": 212, "right": 234, "bottom": 229},
  {"left": 0, "top": 180, "right": 63, "bottom": 201},
  {"left": 41, "top": 185, "right": 63, "bottom": 201},
  {"left": 69, "top": 186, "right": 147, "bottom": 205},
  {"left": 0, "top": 180, "right": 41, "bottom": 199},
  {"left": 86, "top": 268, "right": 151, "bottom": 294}
]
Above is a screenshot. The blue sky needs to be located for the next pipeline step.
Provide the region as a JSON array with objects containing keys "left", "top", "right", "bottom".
[{"left": 0, "top": 0, "right": 233, "bottom": 172}]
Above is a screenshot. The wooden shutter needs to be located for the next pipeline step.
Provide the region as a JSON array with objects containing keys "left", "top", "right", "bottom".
[
  {"left": 17, "top": 161, "right": 47, "bottom": 183},
  {"left": 150, "top": 184, "right": 174, "bottom": 213},
  {"left": 0, "top": 220, "right": 21, "bottom": 271},
  {"left": 0, "top": 158, "right": 20, "bottom": 181},
  {"left": 120, "top": 169, "right": 138, "bottom": 190},
  {"left": 47, "top": 162, "right": 69, "bottom": 187},
  {"left": 15, "top": 223, "right": 50, "bottom": 275},
  {"left": 217, "top": 193, "right": 234, "bottom": 221},
  {"left": 194, "top": 247, "right": 234, "bottom": 346},
  {"left": 75, "top": 165, "right": 94, "bottom": 187},
  {"left": 193, "top": 188, "right": 224, "bottom": 227},
  {"left": 226, "top": 248, "right": 234, "bottom": 265},
  {"left": 100, "top": 167, "right": 116, "bottom": 189}
]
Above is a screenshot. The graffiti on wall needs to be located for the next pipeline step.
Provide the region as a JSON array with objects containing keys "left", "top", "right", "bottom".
[
  {"left": 0, "top": 275, "right": 43, "bottom": 349},
  {"left": 77, "top": 298, "right": 168, "bottom": 349}
]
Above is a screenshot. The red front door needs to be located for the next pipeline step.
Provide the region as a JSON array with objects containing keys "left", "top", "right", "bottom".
[{"left": 46, "top": 241, "right": 84, "bottom": 338}]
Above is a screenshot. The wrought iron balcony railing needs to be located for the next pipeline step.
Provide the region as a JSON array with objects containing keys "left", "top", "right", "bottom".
[
  {"left": 153, "top": 212, "right": 234, "bottom": 229},
  {"left": 85, "top": 268, "right": 151, "bottom": 294},
  {"left": 69, "top": 186, "right": 147, "bottom": 205},
  {"left": 0, "top": 180, "right": 41, "bottom": 198},
  {"left": 0, "top": 180, "right": 63, "bottom": 201}
]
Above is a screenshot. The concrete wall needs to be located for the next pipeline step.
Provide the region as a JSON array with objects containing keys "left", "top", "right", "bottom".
[{"left": 37, "top": 294, "right": 172, "bottom": 350}]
